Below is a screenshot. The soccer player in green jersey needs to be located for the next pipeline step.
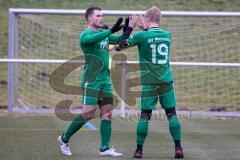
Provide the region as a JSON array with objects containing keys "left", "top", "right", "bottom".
[
  {"left": 119, "top": 6, "right": 184, "bottom": 159},
  {"left": 58, "top": 6, "right": 124, "bottom": 157}
]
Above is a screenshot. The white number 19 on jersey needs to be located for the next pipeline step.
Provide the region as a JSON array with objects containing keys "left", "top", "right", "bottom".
[{"left": 150, "top": 43, "right": 168, "bottom": 64}]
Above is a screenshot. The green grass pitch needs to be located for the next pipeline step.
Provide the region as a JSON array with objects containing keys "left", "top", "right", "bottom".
[{"left": 0, "top": 114, "right": 240, "bottom": 160}]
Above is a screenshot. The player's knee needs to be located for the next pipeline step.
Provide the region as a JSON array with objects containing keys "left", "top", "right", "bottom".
[
  {"left": 102, "top": 112, "right": 112, "bottom": 120},
  {"left": 140, "top": 109, "right": 152, "bottom": 121},
  {"left": 165, "top": 107, "right": 176, "bottom": 120},
  {"left": 100, "top": 103, "right": 114, "bottom": 117},
  {"left": 82, "top": 109, "right": 96, "bottom": 120},
  {"left": 82, "top": 113, "right": 94, "bottom": 120}
]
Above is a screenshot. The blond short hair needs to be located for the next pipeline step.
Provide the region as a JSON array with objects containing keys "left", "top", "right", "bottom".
[{"left": 146, "top": 6, "right": 161, "bottom": 23}]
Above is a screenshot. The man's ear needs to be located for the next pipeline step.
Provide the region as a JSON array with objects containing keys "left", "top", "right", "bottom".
[
  {"left": 87, "top": 15, "right": 93, "bottom": 22},
  {"left": 87, "top": 16, "right": 91, "bottom": 22}
]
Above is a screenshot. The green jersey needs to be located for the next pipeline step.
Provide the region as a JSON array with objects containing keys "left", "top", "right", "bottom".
[
  {"left": 126, "top": 27, "right": 173, "bottom": 85},
  {"left": 80, "top": 28, "right": 121, "bottom": 84}
]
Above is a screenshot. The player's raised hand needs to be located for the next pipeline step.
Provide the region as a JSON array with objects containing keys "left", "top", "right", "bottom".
[
  {"left": 110, "top": 17, "right": 123, "bottom": 33},
  {"left": 128, "top": 15, "right": 139, "bottom": 28},
  {"left": 123, "top": 17, "right": 129, "bottom": 32},
  {"left": 137, "top": 15, "right": 147, "bottom": 30}
]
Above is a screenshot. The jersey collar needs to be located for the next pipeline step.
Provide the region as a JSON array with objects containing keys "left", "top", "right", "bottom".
[{"left": 148, "top": 27, "right": 161, "bottom": 31}]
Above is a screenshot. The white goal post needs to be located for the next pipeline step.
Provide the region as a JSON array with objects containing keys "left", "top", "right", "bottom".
[{"left": 4, "top": 8, "right": 240, "bottom": 115}]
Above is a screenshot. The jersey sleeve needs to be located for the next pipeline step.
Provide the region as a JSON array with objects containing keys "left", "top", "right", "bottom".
[
  {"left": 126, "top": 32, "right": 143, "bottom": 46},
  {"left": 108, "top": 34, "right": 122, "bottom": 45},
  {"left": 80, "top": 30, "right": 111, "bottom": 44}
]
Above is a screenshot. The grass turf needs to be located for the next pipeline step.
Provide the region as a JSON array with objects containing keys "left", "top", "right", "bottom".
[
  {"left": 0, "top": 114, "right": 240, "bottom": 160},
  {"left": 1, "top": 0, "right": 240, "bottom": 111}
]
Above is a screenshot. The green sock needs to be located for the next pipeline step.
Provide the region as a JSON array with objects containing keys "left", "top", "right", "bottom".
[
  {"left": 100, "top": 119, "right": 112, "bottom": 150},
  {"left": 168, "top": 116, "right": 181, "bottom": 140},
  {"left": 136, "top": 119, "right": 149, "bottom": 145},
  {"left": 62, "top": 115, "right": 87, "bottom": 143}
]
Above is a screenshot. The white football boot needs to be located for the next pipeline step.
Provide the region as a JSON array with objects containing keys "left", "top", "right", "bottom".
[
  {"left": 57, "top": 136, "right": 72, "bottom": 156},
  {"left": 99, "top": 147, "right": 122, "bottom": 157}
]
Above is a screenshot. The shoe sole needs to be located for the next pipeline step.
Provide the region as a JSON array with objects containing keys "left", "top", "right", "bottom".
[{"left": 99, "top": 154, "right": 122, "bottom": 157}]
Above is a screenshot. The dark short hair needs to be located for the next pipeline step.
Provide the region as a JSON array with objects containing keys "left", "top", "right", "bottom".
[{"left": 85, "top": 6, "right": 102, "bottom": 21}]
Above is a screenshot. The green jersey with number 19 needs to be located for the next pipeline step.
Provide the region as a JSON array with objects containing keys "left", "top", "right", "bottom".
[{"left": 126, "top": 27, "right": 173, "bottom": 85}]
